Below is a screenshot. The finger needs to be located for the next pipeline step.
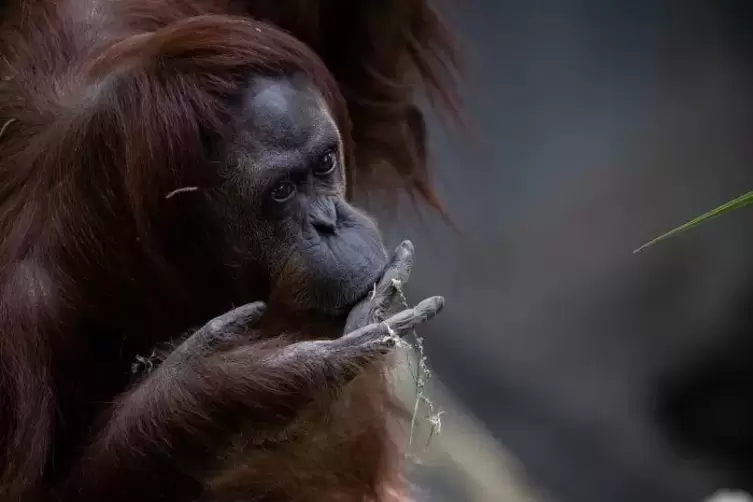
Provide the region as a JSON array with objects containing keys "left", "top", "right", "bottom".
[
  {"left": 334, "top": 296, "right": 443, "bottom": 367},
  {"left": 337, "top": 296, "right": 444, "bottom": 356},
  {"left": 368, "top": 240, "right": 415, "bottom": 316},
  {"left": 167, "top": 302, "right": 268, "bottom": 364},
  {"left": 206, "top": 302, "right": 268, "bottom": 334},
  {"left": 343, "top": 296, "right": 444, "bottom": 342},
  {"left": 336, "top": 321, "right": 398, "bottom": 352},
  {"left": 383, "top": 296, "right": 444, "bottom": 335},
  {"left": 343, "top": 241, "right": 416, "bottom": 333}
]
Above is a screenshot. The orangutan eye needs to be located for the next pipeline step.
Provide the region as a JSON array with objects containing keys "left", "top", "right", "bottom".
[
  {"left": 312, "top": 150, "right": 338, "bottom": 176},
  {"left": 270, "top": 181, "right": 296, "bottom": 202}
]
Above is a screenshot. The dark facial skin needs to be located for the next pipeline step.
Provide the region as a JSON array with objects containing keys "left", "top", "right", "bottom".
[{"left": 206, "top": 74, "right": 388, "bottom": 315}]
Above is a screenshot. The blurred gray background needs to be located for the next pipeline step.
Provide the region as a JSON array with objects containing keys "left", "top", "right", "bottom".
[{"left": 362, "top": 1, "right": 753, "bottom": 501}]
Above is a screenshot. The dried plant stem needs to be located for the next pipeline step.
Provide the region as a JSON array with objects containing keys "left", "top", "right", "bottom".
[
  {"left": 390, "top": 278, "right": 443, "bottom": 459},
  {"left": 0, "top": 118, "right": 16, "bottom": 139},
  {"left": 165, "top": 186, "right": 199, "bottom": 199}
]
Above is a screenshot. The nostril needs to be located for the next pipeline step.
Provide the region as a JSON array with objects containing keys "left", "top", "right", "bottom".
[{"left": 310, "top": 197, "right": 339, "bottom": 235}]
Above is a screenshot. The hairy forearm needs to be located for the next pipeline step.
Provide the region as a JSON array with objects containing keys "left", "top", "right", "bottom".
[
  {"left": 61, "top": 337, "right": 338, "bottom": 501},
  {"left": 59, "top": 288, "right": 441, "bottom": 501},
  {"left": 60, "top": 363, "right": 208, "bottom": 501}
]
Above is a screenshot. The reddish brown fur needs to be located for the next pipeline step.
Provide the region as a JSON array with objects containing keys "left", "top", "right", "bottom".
[
  {"left": 0, "top": 1, "right": 459, "bottom": 501},
  {"left": 93, "top": 0, "right": 462, "bottom": 206}
]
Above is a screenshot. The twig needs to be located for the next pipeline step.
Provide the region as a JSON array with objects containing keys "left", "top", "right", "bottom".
[
  {"left": 0, "top": 118, "right": 16, "bottom": 139},
  {"left": 165, "top": 186, "right": 199, "bottom": 199},
  {"left": 390, "top": 278, "right": 443, "bottom": 458}
]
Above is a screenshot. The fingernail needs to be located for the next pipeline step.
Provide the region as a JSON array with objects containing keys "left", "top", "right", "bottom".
[
  {"left": 393, "top": 241, "right": 414, "bottom": 263},
  {"left": 418, "top": 296, "right": 445, "bottom": 315},
  {"left": 421, "top": 296, "right": 443, "bottom": 306},
  {"left": 244, "top": 302, "right": 266, "bottom": 313}
]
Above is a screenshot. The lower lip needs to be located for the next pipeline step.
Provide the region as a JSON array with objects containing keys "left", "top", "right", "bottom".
[{"left": 334, "top": 263, "right": 388, "bottom": 314}]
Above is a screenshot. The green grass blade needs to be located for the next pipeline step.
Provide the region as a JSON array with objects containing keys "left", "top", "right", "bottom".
[{"left": 634, "top": 190, "right": 753, "bottom": 253}]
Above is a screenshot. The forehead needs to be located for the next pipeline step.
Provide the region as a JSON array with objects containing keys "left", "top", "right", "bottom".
[{"left": 238, "top": 74, "right": 336, "bottom": 151}]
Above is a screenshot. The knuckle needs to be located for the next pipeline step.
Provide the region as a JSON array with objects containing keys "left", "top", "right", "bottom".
[
  {"left": 371, "top": 306, "right": 384, "bottom": 320},
  {"left": 207, "top": 318, "right": 225, "bottom": 333},
  {"left": 243, "top": 303, "right": 265, "bottom": 316},
  {"left": 380, "top": 335, "right": 397, "bottom": 346},
  {"left": 242, "top": 312, "right": 263, "bottom": 326}
]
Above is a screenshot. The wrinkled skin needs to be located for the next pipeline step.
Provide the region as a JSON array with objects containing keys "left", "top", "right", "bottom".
[{"left": 205, "top": 74, "right": 391, "bottom": 317}]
